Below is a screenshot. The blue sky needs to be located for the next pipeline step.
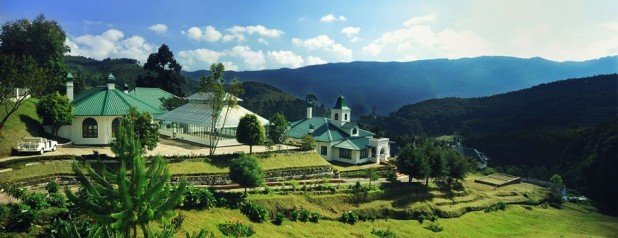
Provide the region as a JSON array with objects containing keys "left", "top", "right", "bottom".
[{"left": 1, "top": 0, "right": 617, "bottom": 71}]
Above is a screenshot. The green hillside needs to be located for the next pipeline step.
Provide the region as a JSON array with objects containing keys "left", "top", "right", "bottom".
[{"left": 0, "top": 99, "right": 43, "bottom": 157}]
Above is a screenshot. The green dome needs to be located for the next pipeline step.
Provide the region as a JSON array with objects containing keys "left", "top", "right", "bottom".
[{"left": 332, "top": 96, "right": 350, "bottom": 110}]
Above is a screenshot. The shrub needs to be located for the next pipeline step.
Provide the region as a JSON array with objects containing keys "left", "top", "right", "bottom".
[
  {"left": 171, "top": 213, "right": 185, "bottom": 230},
  {"left": 298, "top": 208, "right": 310, "bottom": 222},
  {"left": 218, "top": 221, "right": 255, "bottom": 237},
  {"left": 262, "top": 186, "right": 273, "bottom": 194},
  {"left": 386, "top": 171, "right": 398, "bottom": 183},
  {"left": 340, "top": 211, "right": 359, "bottom": 224},
  {"left": 290, "top": 209, "right": 300, "bottom": 221},
  {"left": 417, "top": 214, "right": 426, "bottom": 224},
  {"left": 6, "top": 203, "right": 38, "bottom": 232},
  {"left": 309, "top": 211, "right": 321, "bottom": 223},
  {"left": 371, "top": 228, "right": 397, "bottom": 238},
  {"left": 47, "top": 193, "right": 66, "bottom": 208},
  {"left": 0, "top": 204, "right": 9, "bottom": 232},
  {"left": 212, "top": 190, "right": 244, "bottom": 209},
  {"left": 272, "top": 212, "right": 285, "bottom": 225},
  {"left": 358, "top": 211, "right": 377, "bottom": 222},
  {"left": 424, "top": 222, "right": 444, "bottom": 232},
  {"left": 428, "top": 214, "right": 438, "bottom": 222},
  {"left": 484, "top": 202, "right": 508, "bottom": 213},
  {"left": 182, "top": 186, "right": 216, "bottom": 210},
  {"left": 23, "top": 192, "right": 48, "bottom": 211},
  {"left": 241, "top": 202, "right": 270, "bottom": 223},
  {"left": 45, "top": 181, "right": 60, "bottom": 194}
]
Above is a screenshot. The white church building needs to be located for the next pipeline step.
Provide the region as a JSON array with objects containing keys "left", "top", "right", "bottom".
[{"left": 288, "top": 96, "right": 390, "bottom": 165}]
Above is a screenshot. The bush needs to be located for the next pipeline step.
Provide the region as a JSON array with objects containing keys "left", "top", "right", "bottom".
[
  {"left": 484, "top": 202, "right": 508, "bottom": 213},
  {"left": 309, "top": 211, "right": 321, "bottom": 223},
  {"left": 290, "top": 209, "right": 299, "bottom": 221},
  {"left": 358, "top": 211, "right": 377, "bottom": 222},
  {"left": 424, "top": 222, "right": 443, "bottom": 232},
  {"left": 386, "top": 171, "right": 398, "bottom": 183},
  {"left": 298, "top": 208, "right": 310, "bottom": 222},
  {"left": 182, "top": 186, "right": 216, "bottom": 210},
  {"left": 47, "top": 193, "right": 66, "bottom": 208},
  {"left": 428, "top": 213, "right": 438, "bottom": 222},
  {"left": 6, "top": 203, "right": 38, "bottom": 232},
  {"left": 241, "top": 202, "right": 270, "bottom": 223},
  {"left": 417, "top": 214, "right": 426, "bottom": 224},
  {"left": 218, "top": 221, "right": 255, "bottom": 237},
  {"left": 371, "top": 228, "right": 397, "bottom": 238},
  {"left": 272, "top": 212, "right": 285, "bottom": 225},
  {"left": 212, "top": 190, "right": 244, "bottom": 209},
  {"left": 171, "top": 213, "right": 185, "bottom": 230},
  {"left": 0, "top": 204, "right": 9, "bottom": 232},
  {"left": 45, "top": 181, "right": 60, "bottom": 194},
  {"left": 23, "top": 192, "right": 48, "bottom": 211},
  {"left": 340, "top": 211, "right": 359, "bottom": 224}
]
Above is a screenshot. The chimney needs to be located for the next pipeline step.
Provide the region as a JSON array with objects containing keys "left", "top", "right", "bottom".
[
  {"left": 123, "top": 83, "right": 129, "bottom": 94},
  {"left": 66, "top": 72, "right": 74, "bottom": 101},
  {"left": 306, "top": 106, "right": 313, "bottom": 119},
  {"left": 107, "top": 73, "right": 116, "bottom": 90},
  {"left": 308, "top": 124, "right": 315, "bottom": 133}
]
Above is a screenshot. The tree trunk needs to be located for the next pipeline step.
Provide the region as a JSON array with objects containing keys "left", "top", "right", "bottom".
[
  {"left": 408, "top": 176, "right": 412, "bottom": 183},
  {"left": 244, "top": 187, "right": 247, "bottom": 196},
  {"left": 425, "top": 177, "right": 429, "bottom": 186},
  {"left": 133, "top": 225, "right": 137, "bottom": 238},
  {"left": 249, "top": 145, "right": 253, "bottom": 154}
]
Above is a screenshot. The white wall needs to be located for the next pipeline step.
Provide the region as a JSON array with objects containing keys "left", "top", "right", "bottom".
[{"left": 57, "top": 116, "right": 120, "bottom": 145}]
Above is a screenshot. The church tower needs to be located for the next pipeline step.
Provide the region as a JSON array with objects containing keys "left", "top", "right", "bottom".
[{"left": 330, "top": 95, "right": 351, "bottom": 126}]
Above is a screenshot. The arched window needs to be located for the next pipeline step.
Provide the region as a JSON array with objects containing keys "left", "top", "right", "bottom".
[
  {"left": 344, "top": 113, "right": 348, "bottom": 120},
  {"left": 334, "top": 113, "right": 339, "bottom": 120},
  {"left": 352, "top": 127, "right": 358, "bottom": 135},
  {"left": 112, "top": 118, "right": 121, "bottom": 137},
  {"left": 82, "top": 118, "right": 98, "bottom": 138}
]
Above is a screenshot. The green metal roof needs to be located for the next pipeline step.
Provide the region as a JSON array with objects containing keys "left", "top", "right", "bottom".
[
  {"left": 128, "top": 87, "right": 176, "bottom": 111},
  {"left": 332, "top": 96, "right": 350, "bottom": 110},
  {"left": 333, "top": 137, "right": 372, "bottom": 150},
  {"left": 66, "top": 72, "right": 74, "bottom": 82},
  {"left": 288, "top": 117, "right": 374, "bottom": 142},
  {"left": 72, "top": 87, "right": 164, "bottom": 116}
]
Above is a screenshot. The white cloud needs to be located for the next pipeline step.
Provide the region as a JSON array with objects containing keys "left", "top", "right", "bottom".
[
  {"left": 267, "top": 50, "right": 304, "bottom": 68},
  {"left": 603, "top": 22, "right": 618, "bottom": 31},
  {"left": 258, "top": 38, "right": 268, "bottom": 45},
  {"left": 228, "top": 45, "right": 266, "bottom": 70},
  {"left": 177, "top": 48, "right": 225, "bottom": 70},
  {"left": 306, "top": 56, "right": 327, "bottom": 66},
  {"left": 148, "top": 24, "right": 168, "bottom": 34},
  {"left": 341, "top": 27, "right": 361, "bottom": 42},
  {"left": 222, "top": 61, "right": 239, "bottom": 71},
  {"left": 293, "top": 35, "right": 353, "bottom": 61},
  {"left": 65, "top": 29, "right": 154, "bottom": 62},
  {"left": 184, "top": 26, "right": 222, "bottom": 42},
  {"left": 320, "top": 14, "right": 347, "bottom": 23},
  {"left": 222, "top": 25, "right": 283, "bottom": 43},
  {"left": 403, "top": 12, "right": 437, "bottom": 27}
]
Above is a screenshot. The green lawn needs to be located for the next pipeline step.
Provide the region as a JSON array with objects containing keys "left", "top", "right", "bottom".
[
  {"left": 177, "top": 203, "right": 618, "bottom": 238},
  {"left": 0, "top": 99, "right": 43, "bottom": 157}
]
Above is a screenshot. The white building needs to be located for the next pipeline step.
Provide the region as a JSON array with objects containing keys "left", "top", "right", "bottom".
[
  {"left": 157, "top": 92, "right": 269, "bottom": 147},
  {"left": 288, "top": 96, "right": 390, "bottom": 165},
  {"left": 51, "top": 73, "right": 166, "bottom": 145}
]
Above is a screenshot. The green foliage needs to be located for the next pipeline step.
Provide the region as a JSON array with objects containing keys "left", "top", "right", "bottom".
[
  {"left": 272, "top": 212, "right": 285, "bottom": 225},
  {"left": 240, "top": 202, "right": 270, "bottom": 223},
  {"left": 113, "top": 107, "right": 159, "bottom": 152},
  {"left": 160, "top": 96, "right": 188, "bottom": 111},
  {"left": 171, "top": 213, "right": 185, "bottom": 231},
  {"left": 340, "top": 211, "right": 359, "bottom": 224},
  {"left": 300, "top": 134, "right": 316, "bottom": 151},
  {"left": 0, "top": 14, "right": 68, "bottom": 93},
  {"left": 548, "top": 174, "right": 564, "bottom": 205},
  {"left": 6, "top": 203, "right": 38, "bottom": 232},
  {"left": 298, "top": 208, "right": 310, "bottom": 222},
  {"left": 65, "top": 122, "right": 187, "bottom": 237},
  {"left": 181, "top": 186, "right": 217, "bottom": 210},
  {"left": 484, "top": 202, "right": 508, "bottom": 213},
  {"left": 0, "top": 204, "right": 8, "bottom": 232},
  {"left": 386, "top": 170, "right": 398, "bottom": 183},
  {"left": 23, "top": 192, "right": 48, "bottom": 210},
  {"left": 396, "top": 142, "right": 431, "bottom": 184},
  {"left": 371, "top": 228, "right": 397, "bottom": 238},
  {"left": 36, "top": 92, "right": 74, "bottom": 136},
  {"left": 218, "top": 221, "right": 255, "bottom": 237},
  {"left": 268, "top": 113, "right": 289, "bottom": 144},
  {"left": 289, "top": 179, "right": 299, "bottom": 191},
  {"left": 424, "top": 222, "right": 444, "bottom": 232},
  {"left": 309, "top": 211, "right": 321, "bottom": 223},
  {"left": 0, "top": 55, "right": 46, "bottom": 131},
  {"left": 229, "top": 154, "right": 265, "bottom": 195},
  {"left": 46, "top": 181, "right": 60, "bottom": 194},
  {"left": 47, "top": 192, "right": 67, "bottom": 208},
  {"left": 236, "top": 114, "right": 266, "bottom": 154},
  {"left": 366, "top": 168, "right": 380, "bottom": 186},
  {"left": 138, "top": 44, "right": 185, "bottom": 96}
]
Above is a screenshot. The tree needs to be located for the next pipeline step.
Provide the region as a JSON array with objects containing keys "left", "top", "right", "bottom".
[
  {"left": 549, "top": 174, "right": 565, "bottom": 205},
  {"left": 429, "top": 149, "right": 449, "bottom": 182},
  {"left": 159, "top": 96, "right": 188, "bottom": 111},
  {"left": 300, "top": 135, "right": 316, "bottom": 151},
  {"left": 200, "top": 63, "right": 244, "bottom": 155},
  {"left": 229, "top": 154, "right": 265, "bottom": 196},
  {"left": 0, "top": 15, "right": 68, "bottom": 93},
  {"left": 65, "top": 121, "right": 188, "bottom": 238},
  {"left": 366, "top": 168, "right": 380, "bottom": 187},
  {"left": 445, "top": 149, "right": 472, "bottom": 185},
  {"left": 396, "top": 143, "right": 431, "bottom": 184},
  {"left": 0, "top": 55, "right": 46, "bottom": 132},
  {"left": 268, "top": 113, "right": 289, "bottom": 144},
  {"left": 236, "top": 114, "right": 265, "bottom": 154},
  {"left": 36, "top": 92, "right": 74, "bottom": 136},
  {"left": 137, "top": 44, "right": 184, "bottom": 96},
  {"left": 114, "top": 107, "right": 159, "bottom": 151}
]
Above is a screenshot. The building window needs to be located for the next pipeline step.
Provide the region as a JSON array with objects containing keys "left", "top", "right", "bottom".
[
  {"left": 321, "top": 146, "right": 328, "bottom": 155},
  {"left": 82, "top": 118, "right": 98, "bottom": 138},
  {"left": 361, "top": 149, "right": 369, "bottom": 158},
  {"left": 352, "top": 127, "right": 358, "bottom": 135},
  {"left": 111, "top": 118, "right": 120, "bottom": 137},
  {"left": 339, "top": 149, "right": 351, "bottom": 159},
  {"left": 344, "top": 113, "right": 348, "bottom": 120},
  {"left": 334, "top": 113, "right": 339, "bottom": 120}
]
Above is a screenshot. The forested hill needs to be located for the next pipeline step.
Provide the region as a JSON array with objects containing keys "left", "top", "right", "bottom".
[
  {"left": 182, "top": 56, "right": 618, "bottom": 115},
  {"left": 364, "top": 74, "right": 618, "bottom": 136}
]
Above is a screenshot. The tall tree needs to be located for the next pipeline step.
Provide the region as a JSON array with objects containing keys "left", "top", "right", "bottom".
[
  {"left": 268, "top": 113, "right": 289, "bottom": 144},
  {"left": 66, "top": 122, "right": 187, "bottom": 238},
  {"left": 429, "top": 148, "right": 449, "bottom": 183},
  {"left": 0, "top": 15, "right": 68, "bottom": 93},
  {"left": 137, "top": 44, "right": 185, "bottom": 96},
  {"left": 116, "top": 108, "right": 159, "bottom": 152},
  {"left": 396, "top": 143, "right": 431, "bottom": 184},
  {"left": 0, "top": 55, "right": 45, "bottom": 132},
  {"left": 200, "top": 63, "right": 244, "bottom": 155},
  {"left": 236, "top": 114, "right": 266, "bottom": 154},
  {"left": 36, "top": 92, "right": 74, "bottom": 136},
  {"left": 229, "top": 154, "right": 265, "bottom": 196},
  {"left": 445, "top": 149, "right": 472, "bottom": 185}
]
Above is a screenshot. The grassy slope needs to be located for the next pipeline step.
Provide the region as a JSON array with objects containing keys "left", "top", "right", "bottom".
[
  {"left": 179, "top": 203, "right": 618, "bottom": 238},
  {"left": 0, "top": 99, "right": 43, "bottom": 157}
]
